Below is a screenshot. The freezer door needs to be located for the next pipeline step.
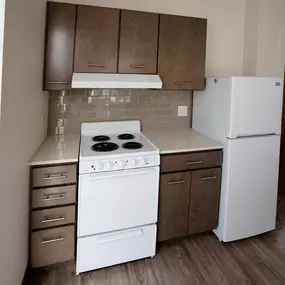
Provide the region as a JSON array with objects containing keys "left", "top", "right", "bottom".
[
  {"left": 219, "top": 135, "right": 280, "bottom": 242},
  {"left": 228, "top": 77, "right": 283, "bottom": 138}
]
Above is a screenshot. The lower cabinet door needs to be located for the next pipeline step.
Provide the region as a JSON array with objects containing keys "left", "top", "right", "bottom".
[
  {"left": 188, "top": 168, "right": 221, "bottom": 235},
  {"left": 158, "top": 172, "right": 191, "bottom": 241}
]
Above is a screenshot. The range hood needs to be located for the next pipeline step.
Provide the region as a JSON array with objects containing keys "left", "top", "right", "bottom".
[{"left": 72, "top": 73, "right": 163, "bottom": 89}]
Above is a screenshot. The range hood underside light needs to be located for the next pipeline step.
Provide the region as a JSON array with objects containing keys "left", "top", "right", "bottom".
[{"left": 71, "top": 73, "right": 163, "bottom": 89}]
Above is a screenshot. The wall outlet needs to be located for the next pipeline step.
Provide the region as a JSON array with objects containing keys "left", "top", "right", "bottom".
[{"left": 178, "top": 106, "right": 188, "bottom": 117}]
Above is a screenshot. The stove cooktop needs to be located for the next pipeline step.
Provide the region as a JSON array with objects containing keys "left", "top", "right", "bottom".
[{"left": 80, "top": 132, "right": 159, "bottom": 160}]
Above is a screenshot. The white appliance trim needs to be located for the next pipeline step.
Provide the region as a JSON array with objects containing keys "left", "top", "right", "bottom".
[{"left": 72, "top": 73, "right": 163, "bottom": 89}]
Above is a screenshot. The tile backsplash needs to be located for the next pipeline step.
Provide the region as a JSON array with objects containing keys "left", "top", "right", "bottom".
[{"left": 48, "top": 89, "right": 192, "bottom": 135}]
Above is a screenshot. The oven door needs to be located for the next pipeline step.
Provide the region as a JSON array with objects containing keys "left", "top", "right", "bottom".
[{"left": 78, "top": 166, "right": 159, "bottom": 237}]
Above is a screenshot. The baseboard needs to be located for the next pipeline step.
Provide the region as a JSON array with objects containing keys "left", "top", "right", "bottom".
[{"left": 21, "top": 266, "right": 29, "bottom": 285}]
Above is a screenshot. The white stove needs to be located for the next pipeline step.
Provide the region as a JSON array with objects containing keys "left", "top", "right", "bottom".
[{"left": 76, "top": 121, "right": 160, "bottom": 275}]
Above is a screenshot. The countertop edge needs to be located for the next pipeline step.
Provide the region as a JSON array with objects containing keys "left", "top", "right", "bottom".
[
  {"left": 29, "top": 158, "right": 78, "bottom": 166},
  {"left": 160, "top": 145, "right": 224, "bottom": 155}
]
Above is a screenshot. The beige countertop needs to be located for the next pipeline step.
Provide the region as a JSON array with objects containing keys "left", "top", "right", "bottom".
[
  {"left": 29, "top": 135, "right": 80, "bottom": 166},
  {"left": 29, "top": 129, "right": 223, "bottom": 166},
  {"left": 143, "top": 129, "right": 224, "bottom": 154}
]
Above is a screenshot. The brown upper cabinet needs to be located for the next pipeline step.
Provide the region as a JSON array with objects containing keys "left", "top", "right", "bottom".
[
  {"left": 118, "top": 10, "right": 159, "bottom": 74},
  {"left": 43, "top": 2, "right": 76, "bottom": 90},
  {"left": 74, "top": 6, "right": 120, "bottom": 73},
  {"left": 43, "top": 3, "right": 207, "bottom": 91},
  {"left": 158, "top": 15, "right": 207, "bottom": 90}
]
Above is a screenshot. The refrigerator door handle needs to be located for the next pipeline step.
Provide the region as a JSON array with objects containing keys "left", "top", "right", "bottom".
[{"left": 236, "top": 133, "right": 277, "bottom": 138}]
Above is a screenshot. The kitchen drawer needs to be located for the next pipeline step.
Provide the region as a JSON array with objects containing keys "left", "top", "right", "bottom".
[
  {"left": 161, "top": 151, "right": 222, "bottom": 173},
  {"left": 32, "top": 185, "right": 76, "bottom": 209},
  {"left": 32, "top": 205, "right": 75, "bottom": 230},
  {"left": 32, "top": 164, "right": 77, "bottom": 188},
  {"left": 31, "top": 225, "right": 74, "bottom": 268},
  {"left": 76, "top": 224, "right": 156, "bottom": 274}
]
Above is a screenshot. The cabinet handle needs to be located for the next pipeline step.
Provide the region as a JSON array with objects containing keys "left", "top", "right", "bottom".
[
  {"left": 41, "top": 237, "right": 64, "bottom": 245},
  {"left": 43, "top": 173, "right": 67, "bottom": 180},
  {"left": 185, "top": 161, "right": 203, "bottom": 165},
  {"left": 49, "top": 81, "right": 68, "bottom": 84},
  {"left": 88, "top": 63, "right": 105, "bottom": 68},
  {"left": 41, "top": 216, "right": 65, "bottom": 224},
  {"left": 175, "top": 82, "right": 192, "bottom": 85},
  {"left": 201, "top": 176, "right": 217, "bottom": 181},
  {"left": 168, "top": 180, "right": 186, "bottom": 185},
  {"left": 130, "top": 64, "right": 147, "bottom": 69},
  {"left": 41, "top": 193, "right": 66, "bottom": 202}
]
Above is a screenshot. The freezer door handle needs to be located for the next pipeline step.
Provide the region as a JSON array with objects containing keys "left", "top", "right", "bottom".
[{"left": 236, "top": 133, "right": 276, "bottom": 138}]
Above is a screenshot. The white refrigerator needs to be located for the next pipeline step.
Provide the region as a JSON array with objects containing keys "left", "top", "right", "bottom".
[{"left": 193, "top": 77, "right": 283, "bottom": 242}]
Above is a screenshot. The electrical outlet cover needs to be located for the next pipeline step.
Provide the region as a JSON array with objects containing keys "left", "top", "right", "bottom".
[{"left": 178, "top": 106, "right": 188, "bottom": 117}]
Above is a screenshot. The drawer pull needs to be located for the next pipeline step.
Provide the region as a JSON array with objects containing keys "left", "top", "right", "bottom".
[
  {"left": 168, "top": 180, "right": 186, "bottom": 185},
  {"left": 130, "top": 64, "right": 147, "bottom": 69},
  {"left": 43, "top": 173, "right": 67, "bottom": 180},
  {"left": 41, "top": 216, "right": 65, "bottom": 224},
  {"left": 49, "top": 81, "right": 68, "bottom": 85},
  {"left": 41, "top": 193, "right": 66, "bottom": 202},
  {"left": 175, "top": 82, "right": 192, "bottom": 85},
  {"left": 97, "top": 229, "right": 143, "bottom": 244},
  {"left": 185, "top": 161, "right": 203, "bottom": 165},
  {"left": 201, "top": 176, "right": 217, "bottom": 181},
  {"left": 88, "top": 63, "right": 105, "bottom": 68},
  {"left": 41, "top": 237, "right": 64, "bottom": 245}
]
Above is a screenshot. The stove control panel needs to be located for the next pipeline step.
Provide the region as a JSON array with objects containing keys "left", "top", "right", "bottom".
[{"left": 79, "top": 155, "right": 160, "bottom": 174}]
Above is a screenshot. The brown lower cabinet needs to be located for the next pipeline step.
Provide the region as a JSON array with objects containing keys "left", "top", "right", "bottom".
[
  {"left": 158, "top": 150, "right": 222, "bottom": 242},
  {"left": 30, "top": 163, "right": 77, "bottom": 268},
  {"left": 158, "top": 172, "right": 191, "bottom": 241}
]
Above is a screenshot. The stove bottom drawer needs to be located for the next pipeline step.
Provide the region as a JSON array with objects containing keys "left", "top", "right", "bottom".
[{"left": 76, "top": 224, "right": 157, "bottom": 275}]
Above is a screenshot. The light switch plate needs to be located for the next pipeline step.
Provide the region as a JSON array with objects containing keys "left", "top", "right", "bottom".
[{"left": 178, "top": 106, "right": 188, "bottom": 117}]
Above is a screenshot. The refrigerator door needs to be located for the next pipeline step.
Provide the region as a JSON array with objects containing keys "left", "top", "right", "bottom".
[
  {"left": 216, "top": 135, "right": 280, "bottom": 242},
  {"left": 228, "top": 77, "right": 283, "bottom": 138}
]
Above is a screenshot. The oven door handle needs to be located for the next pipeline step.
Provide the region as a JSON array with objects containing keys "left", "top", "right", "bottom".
[{"left": 85, "top": 168, "right": 157, "bottom": 181}]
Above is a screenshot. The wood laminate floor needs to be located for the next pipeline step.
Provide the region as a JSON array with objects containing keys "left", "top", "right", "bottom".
[{"left": 28, "top": 195, "right": 285, "bottom": 285}]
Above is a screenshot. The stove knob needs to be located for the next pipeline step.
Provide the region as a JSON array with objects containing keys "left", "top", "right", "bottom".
[
  {"left": 106, "top": 161, "right": 114, "bottom": 170},
  {"left": 136, "top": 158, "right": 145, "bottom": 167},
  {"left": 127, "top": 159, "right": 136, "bottom": 168},
  {"left": 96, "top": 161, "right": 104, "bottom": 170},
  {"left": 118, "top": 160, "right": 126, "bottom": 168}
]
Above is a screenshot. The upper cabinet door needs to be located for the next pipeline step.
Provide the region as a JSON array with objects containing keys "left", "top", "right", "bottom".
[
  {"left": 43, "top": 2, "right": 76, "bottom": 90},
  {"left": 118, "top": 10, "right": 159, "bottom": 74},
  {"left": 74, "top": 6, "right": 120, "bottom": 73},
  {"left": 158, "top": 15, "right": 207, "bottom": 90}
]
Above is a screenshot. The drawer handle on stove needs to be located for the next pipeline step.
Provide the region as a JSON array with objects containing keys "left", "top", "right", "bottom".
[
  {"left": 88, "top": 170, "right": 152, "bottom": 181},
  {"left": 41, "top": 237, "right": 64, "bottom": 244},
  {"left": 43, "top": 173, "right": 67, "bottom": 180},
  {"left": 97, "top": 229, "right": 143, "bottom": 244},
  {"left": 41, "top": 216, "right": 65, "bottom": 224},
  {"left": 201, "top": 176, "right": 217, "bottom": 181},
  {"left": 168, "top": 180, "right": 186, "bottom": 185},
  {"left": 42, "top": 193, "right": 66, "bottom": 202},
  {"left": 185, "top": 160, "right": 203, "bottom": 165}
]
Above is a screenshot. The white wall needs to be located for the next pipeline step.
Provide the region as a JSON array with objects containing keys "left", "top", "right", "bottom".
[
  {"left": 52, "top": 0, "right": 246, "bottom": 77},
  {"left": 255, "top": 0, "right": 285, "bottom": 77},
  {"left": 243, "top": 0, "right": 260, "bottom": 76},
  {"left": 0, "top": 0, "right": 48, "bottom": 284}
]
